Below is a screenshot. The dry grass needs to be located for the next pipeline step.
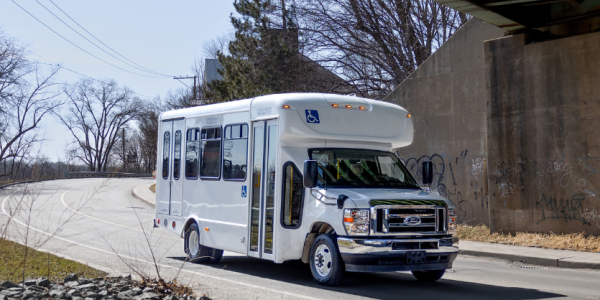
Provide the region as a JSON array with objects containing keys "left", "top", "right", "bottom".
[
  {"left": 457, "top": 224, "right": 600, "bottom": 252},
  {"left": 149, "top": 183, "right": 156, "bottom": 193},
  {"left": 0, "top": 238, "right": 106, "bottom": 282}
]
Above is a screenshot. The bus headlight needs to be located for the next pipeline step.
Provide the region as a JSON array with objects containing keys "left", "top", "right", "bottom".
[
  {"left": 344, "top": 209, "right": 369, "bottom": 235},
  {"left": 448, "top": 209, "right": 457, "bottom": 234}
]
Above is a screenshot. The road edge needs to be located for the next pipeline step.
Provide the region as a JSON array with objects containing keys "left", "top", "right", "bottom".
[
  {"left": 132, "top": 182, "right": 155, "bottom": 207},
  {"left": 459, "top": 248, "right": 600, "bottom": 270}
]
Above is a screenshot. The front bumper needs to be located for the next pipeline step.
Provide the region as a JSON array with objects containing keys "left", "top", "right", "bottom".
[{"left": 337, "top": 237, "right": 459, "bottom": 272}]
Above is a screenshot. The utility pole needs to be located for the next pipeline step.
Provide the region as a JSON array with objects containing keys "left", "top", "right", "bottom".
[
  {"left": 122, "top": 128, "right": 126, "bottom": 171},
  {"left": 173, "top": 76, "right": 197, "bottom": 100}
]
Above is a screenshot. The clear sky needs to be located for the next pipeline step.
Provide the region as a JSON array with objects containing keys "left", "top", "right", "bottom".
[{"left": 0, "top": 0, "right": 235, "bottom": 162}]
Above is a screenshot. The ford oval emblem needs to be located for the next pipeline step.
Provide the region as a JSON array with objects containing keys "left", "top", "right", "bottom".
[{"left": 403, "top": 216, "right": 422, "bottom": 226}]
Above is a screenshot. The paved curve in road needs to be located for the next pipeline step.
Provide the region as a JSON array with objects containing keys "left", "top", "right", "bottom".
[{"left": 2, "top": 178, "right": 600, "bottom": 300}]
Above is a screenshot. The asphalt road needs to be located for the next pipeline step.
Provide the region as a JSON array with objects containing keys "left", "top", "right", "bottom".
[{"left": 2, "top": 178, "right": 600, "bottom": 300}]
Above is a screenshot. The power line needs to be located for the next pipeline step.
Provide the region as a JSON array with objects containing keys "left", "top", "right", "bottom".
[
  {"left": 46, "top": 0, "right": 172, "bottom": 77},
  {"left": 36, "top": 59, "right": 153, "bottom": 99},
  {"left": 11, "top": 0, "right": 164, "bottom": 79},
  {"left": 35, "top": 0, "right": 169, "bottom": 78}
]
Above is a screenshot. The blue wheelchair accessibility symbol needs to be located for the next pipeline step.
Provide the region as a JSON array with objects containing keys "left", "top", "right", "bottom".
[
  {"left": 305, "top": 110, "right": 320, "bottom": 124},
  {"left": 241, "top": 186, "right": 247, "bottom": 198}
]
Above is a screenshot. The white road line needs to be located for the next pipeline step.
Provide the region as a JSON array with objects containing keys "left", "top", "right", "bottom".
[
  {"left": 1, "top": 183, "right": 322, "bottom": 300},
  {"left": 59, "top": 187, "right": 177, "bottom": 240}
]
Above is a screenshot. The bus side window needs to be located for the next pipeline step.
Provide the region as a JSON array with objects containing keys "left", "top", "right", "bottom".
[
  {"left": 200, "top": 126, "right": 222, "bottom": 179},
  {"left": 162, "top": 131, "right": 170, "bottom": 179},
  {"left": 173, "top": 130, "right": 182, "bottom": 180},
  {"left": 281, "top": 162, "right": 304, "bottom": 228},
  {"left": 185, "top": 128, "right": 200, "bottom": 179},
  {"left": 223, "top": 124, "right": 248, "bottom": 180}
]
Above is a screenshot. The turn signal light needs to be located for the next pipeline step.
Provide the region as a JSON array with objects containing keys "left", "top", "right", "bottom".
[
  {"left": 282, "top": 105, "right": 290, "bottom": 109},
  {"left": 343, "top": 217, "right": 354, "bottom": 223},
  {"left": 407, "top": 114, "right": 412, "bottom": 118},
  {"left": 332, "top": 104, "right": 338, "bottom": 107}
]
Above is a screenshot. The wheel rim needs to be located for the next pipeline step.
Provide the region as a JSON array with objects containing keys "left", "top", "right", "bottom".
[
  {"left": 314, "top": 244, "right": 333, "bottom": 278},
  {"left": 189, "top": 230, "right": 199, "bottom": 257}
]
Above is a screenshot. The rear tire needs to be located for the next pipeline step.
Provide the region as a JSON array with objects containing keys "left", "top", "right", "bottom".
[
  {"left": 411, "top": 269, "right": 446, "bottom": 282},
  {"left": 207, "top": 248, "right": 223, "bottom": 264},
  {"left": 184, "top": 223, "right": 211, "bottom": 263},
  {"left": 309, "top": 234, "right": 345, "bottom": 286}
]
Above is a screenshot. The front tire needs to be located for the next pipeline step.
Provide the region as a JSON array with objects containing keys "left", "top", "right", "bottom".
[
  {"left": 309, "top": 234, "right": 345, "bottom": 286},
  {"left": 412, "top": 269, "right": 446, "bottom": 282}
]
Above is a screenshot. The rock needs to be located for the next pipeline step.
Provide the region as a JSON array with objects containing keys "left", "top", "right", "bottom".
[
  {"left": 64, "top": 274, "right": 78, "bottom": 283},
  {"left": 64, "top": 281, "right": 79, "bottom": 288},
  {"left": 25, "top": 285, "right": 45, "bottom": 292},
  {"left": 163, "top": 295, "right": 177, "bottom": 300},
  {"left": 75, "top": 284, "right": 97, "bottom": 291},
  {"left": 130, "top": 288, "right": 142, "bottom": 296},
  {"left": 98, "top": 290, "right": 109, "bottom": 297},
  {"left": 78, "top": 279, "right": 92, "bottom": 285},
  {"left": 119, "top": 286, "right": 129, "bottom": 292},
  {"left": 0, "top": 282, "right": 18, "bottom": 289},
  {"left": 67, "top": 289, "right": 81, "bottom": 297},
  {"left": 134, "top": 292, "right": 161, "bottom": 300},
  {"left": 21, "top": 289, "right": 41, "bottom": 299},
  {"left": 123, "top": 275, "right": 132, "bottom": 281},
  {"left": 23, "top": 279, "right": 37, "bottom": 287},
  {"left": 117, "top": 290, "right": 133, "bottom": 300},
  {"left": 36, "top": 277, "right": 50, "bottom": 288},
  {"left": 49, "top": 290, "right": 66, "bottom": 298},
  {"left": 141, "top": 288, "right": 153, "bottom": 294},
  {"left": 0, "top": 287, "right": 22, "bottom": 297},
  {"left": 72, "top": 297, "right": 83, "bottom": 300}
]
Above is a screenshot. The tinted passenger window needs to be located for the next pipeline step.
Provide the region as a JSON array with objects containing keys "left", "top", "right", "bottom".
[
  {"left": 223, "top": 124, "right": 248, "bottom": 180},
  {"left": 282, "top": 162, "right": 303, "bottom": 228},
  {"left": 173, "top": 131, "right": 182, "bottom": 180},
  {"left": 186, "top": 128, "right": 200, "bottom": 179},
  {"left": 200, "top": 127, "right": 222, "bottom": 178},
  {"left": 162, "top": 131, "right": 170, "bottom": 179}
]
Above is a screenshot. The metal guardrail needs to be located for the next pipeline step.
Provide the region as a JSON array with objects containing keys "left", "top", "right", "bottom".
[{"left": 64, "top": 172, "right": 153, "bottom": 178}]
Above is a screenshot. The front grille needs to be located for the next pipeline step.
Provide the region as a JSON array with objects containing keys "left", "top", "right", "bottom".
[{"left": 370, "top": 203, "right": 447, "bottom": 236}]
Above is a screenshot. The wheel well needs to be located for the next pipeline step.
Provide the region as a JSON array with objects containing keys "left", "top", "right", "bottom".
[
  {"left": 180, "top": 218, "right": 198, "bottom": 238},
  {"left": 301, "top": 222, "right": 336, "bottom": 263}
]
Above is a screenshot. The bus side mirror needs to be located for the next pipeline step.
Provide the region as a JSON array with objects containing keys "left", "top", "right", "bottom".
[
  {"left": 304, "top": 160, "right": 318, "bottom": 188},
  {"left": 422, "top": 161, "right": 433, "bottom": 185}
]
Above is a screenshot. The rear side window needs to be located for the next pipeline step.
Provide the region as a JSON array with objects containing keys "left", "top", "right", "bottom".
[
  {"left": 162, "top": 131, "right": 170, "bottom": 179},
  {"left": 223, "top": 124, "right": 248, "bottom": 180},
  {"left": 200, "top": 127, "right": 222, "bottom": 178},
  {"left": 173, "top": 130, "right": 182, "bottom": 180},
  {"left": 281, "top": 162, "right": 304, "bottom": 228},
  {"left": 185, "top": 128, "right": 200, "bottom": 179}
]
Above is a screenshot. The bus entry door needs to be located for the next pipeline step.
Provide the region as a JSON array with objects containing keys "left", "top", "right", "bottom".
[
  {"left": 158, "top": 119, "right": 184, "bottom": 216},
  {"left": 248, "top": 119, "right": 278, "bottom": 260}
]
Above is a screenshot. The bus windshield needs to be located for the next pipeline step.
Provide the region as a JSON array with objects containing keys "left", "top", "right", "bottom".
[{"left": 309, "top": 149, "right": 420, "bottom": 189}]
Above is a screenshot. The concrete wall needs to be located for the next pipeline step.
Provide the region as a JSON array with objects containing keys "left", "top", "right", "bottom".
[
  {"left": 384, "top": 19, "right": 505, "bottom": 224},
  {"left": 485, "top": 31, "right": 600, "bottom": 235}
]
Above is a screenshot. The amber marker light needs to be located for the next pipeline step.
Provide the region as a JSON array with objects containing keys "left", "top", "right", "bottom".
[
  {"left": 343, "top": 217, "right": 354, "bottom": 223},
  {"left": 407, "top": 114, "right": 412, "bottom": 118},
  {"left": 172, "top": 221, "right": 176, "bottom": 228},
  {"left": 282, "top": 105, "right": 290, "bottom": 109},
  {"left": 345, "top": 105, "right": 352, "bottom": 108},
  {"left": 205, "top": 227, "right": 210, "bottom": 231},
  {"left": 359, "top": 106, "right": 365, "bottom": 110},
  {"left": 331, "top": 104, "right": 338, "bottom": 107}
]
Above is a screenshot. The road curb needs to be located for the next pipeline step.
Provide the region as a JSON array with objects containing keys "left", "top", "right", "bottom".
[
  {"left": 459, "top": 249, "right": 600, "bottom": 270},
  {"left": 132, "top": 182, "right": 155, "bottom": 207}
]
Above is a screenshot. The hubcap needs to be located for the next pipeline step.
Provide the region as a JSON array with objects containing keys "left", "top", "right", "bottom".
[
  {"left": 189, "top": 230, "right": 199, "bottom": 257},
  {"left": 314, "top": 244, "right": 333, "bottom": 277}
]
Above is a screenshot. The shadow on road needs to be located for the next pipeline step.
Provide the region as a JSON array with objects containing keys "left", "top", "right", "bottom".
[{"left": 169, "top": 256, "right": 564, "bottom": 300}]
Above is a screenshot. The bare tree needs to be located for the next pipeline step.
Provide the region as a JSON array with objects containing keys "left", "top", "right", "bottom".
[
  {"left": 0, "top": 31, "right": 62, "bottom": 180},
  {"left": 56, "top": 78, "right": 141, "bottom": 172},
  {"left": 292, "top": 0, "right": 469, "bottom": 98}
]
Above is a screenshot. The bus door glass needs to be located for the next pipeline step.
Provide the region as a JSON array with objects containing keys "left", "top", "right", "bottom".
[
  {"left": 158, "top": 119, "right": 184, "bottom": 216},
  {"left": 170, "top": 119, "right": 185, "bottom": 216},
  {"left": 248, "top": 119, "right": 278, "bottom": 259}
]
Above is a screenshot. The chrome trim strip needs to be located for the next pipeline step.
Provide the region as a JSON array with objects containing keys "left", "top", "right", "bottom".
[
  {"left": 389, "top": 214, "right": 436, "bottom": 218},
  {"left": 338, "top": 237, "right": 458, "bottom": 255}
]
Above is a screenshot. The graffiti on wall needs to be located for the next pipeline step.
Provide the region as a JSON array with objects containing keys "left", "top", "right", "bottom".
[
  {"left": 397, "top": 151, "right": 486, "bottom": 222},
  {"left": 536, "top": 193, "right": 590, "bottom": 226},
  {"left": 489, "top": 156, "right": 527, "bottom": 198}
]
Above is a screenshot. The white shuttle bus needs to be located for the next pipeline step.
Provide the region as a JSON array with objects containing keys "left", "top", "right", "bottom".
[{"left": 154, "top": 93, "right": 458, "bottom": 286}]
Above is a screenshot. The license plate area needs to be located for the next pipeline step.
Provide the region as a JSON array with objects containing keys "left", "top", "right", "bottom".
[{"left": 406, "top": 251, "right": 427, "bottom": 263}]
